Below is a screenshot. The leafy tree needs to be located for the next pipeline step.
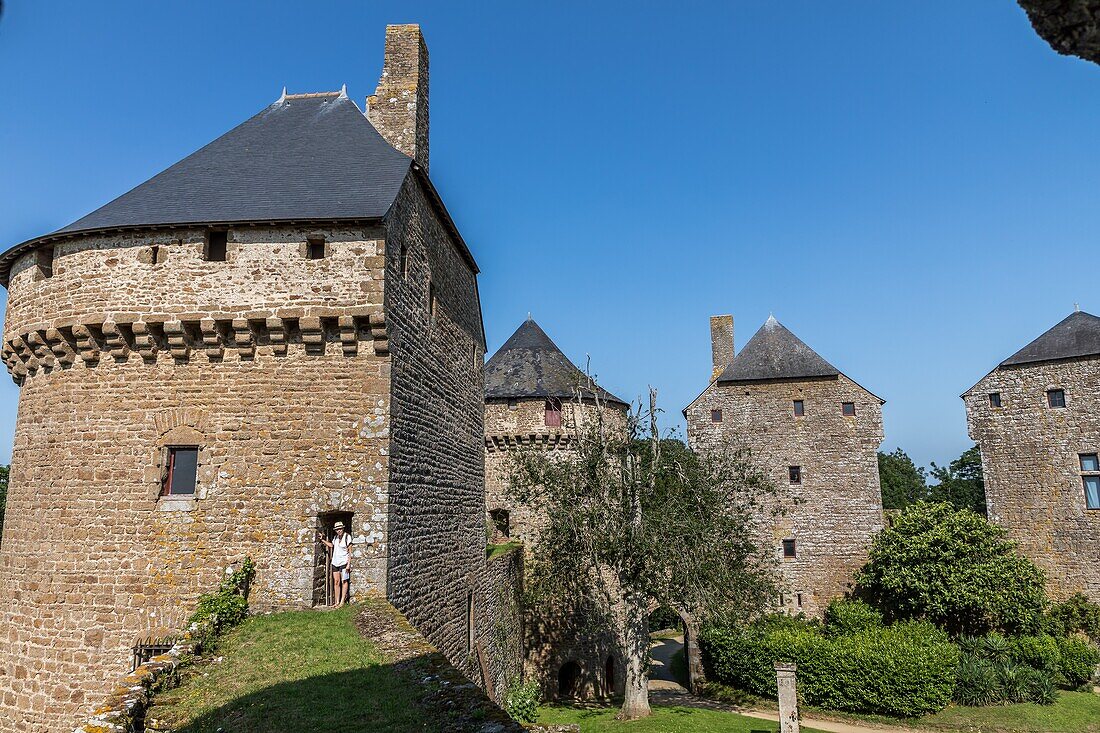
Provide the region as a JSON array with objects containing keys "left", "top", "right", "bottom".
[
  {"left": 877, "top": 448, "right": 927, "bottom": 509},
  {"left": 929, "top": 445, "right": 986, "bottom": 516},
  {"left": 0, "top": 464, "right": 7, "bottom": 538},
  {"left": 510, "top": 390, "right": 777, "bottom": 719},
  {"left": 855, "top": 501, "right": 1046, "bottom": 637}
]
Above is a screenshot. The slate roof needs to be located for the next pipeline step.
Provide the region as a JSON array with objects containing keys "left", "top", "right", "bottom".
[
  {"left": 0, "top": 91, "right": 432, "bottom": 285},
  {"left": 1000, "top": 310, "right": 1100, "bottom": 367},
  {"left": 483, "top": 319, "right": 627, "bottom": 406},
  {"left": 716, "top": 316, "right": 841, "bottom": 383}
]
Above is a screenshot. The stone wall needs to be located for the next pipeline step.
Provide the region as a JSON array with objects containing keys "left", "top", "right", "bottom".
[
  {"left": 0, "top": 225, "right": 395, "bottom": 732},
  {"left": 965, "top": 356, "right": 1100, "bottom": 599},
  {"left": 686, "top": 374, "right": 885, "bottom": 617},
  {"left": 383, "top": 174, "right": 487, "bottom": 679},
  {"left": 475, "top": 546, "right": 525, "bottom": 702}
]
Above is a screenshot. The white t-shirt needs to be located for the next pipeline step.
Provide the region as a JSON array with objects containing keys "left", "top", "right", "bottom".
[{"left": 331, "top": 534, "right": 350, "bottom": 566}]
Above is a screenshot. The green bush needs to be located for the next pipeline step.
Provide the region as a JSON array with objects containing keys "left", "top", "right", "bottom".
[
  {"left": 700, "top": 617, "right": 958, "bottom": 717},
  {"left": 953, "top": 656, "right": 999, "bottom": 706},
  {"left": 503, "top": 678, "right": 540, "bottom": 723},
  {"left": 1008, "top": 634, "right": 1060, "bottom": 675},
  {"left": 189, "top": 557, "right": 256, "bottom": 647},
  {"left": 854, "top": 502, "right": 1047, "bottom": 636},
  {"left": 823, "top": 599, "right": 882, "bottom": 636},
  {"left": 1046, "top": 593, "right": 1100, "bottom": 644},
  {"left": 1055, "top": 635, "right": 1100, "bottom": 688}
]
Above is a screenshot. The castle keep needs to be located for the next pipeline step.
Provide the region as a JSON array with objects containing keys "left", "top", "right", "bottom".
[
  {"left": 685, "top": 315, "right": 885, "bottom": 616},
  {"left": 483, "top": 318, "right": 627, "bottom": 699},
  {"left": 964, "top": 310, "right": 1100, "bottom": 600},
  {"left": 0, "top": 25, "right": 497, "bottom": 731}
]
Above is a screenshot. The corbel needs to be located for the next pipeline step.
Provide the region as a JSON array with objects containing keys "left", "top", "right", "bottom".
[
  {"left": 71, "top": 324, "right": 101, "bottom": 364},
  {"left": 131, "top": 321, "right": 158, "bottom": 361},
  {"left": 163, "top": 320, "right": 190, "bottom": 360},
  {"left": 101, "top": 321, "right": 130, "bottom": 360},
  {"left": 44, "top": 327, "right": 77, "bottom": 368},
  {"left": 300, "top": 316, "right": 325, "bottom": 355},
  {"left": 232, "top": 318, "right": 255, "bottom": 359},
  {"left": 338, "top": 316, "right": 357, "bottom": 356},
  {"left": 199, "top": 318, "right": 223, "bottom": 360}
]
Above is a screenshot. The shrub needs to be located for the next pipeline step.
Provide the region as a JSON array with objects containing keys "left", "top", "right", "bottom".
[
  {"left": 503, "top": 678, "right": 540, "bottom": 723},
  {"left": 953, "top": 655, "right": 998, "bottom": 706},
  {"left": 700, "top": 618, "right": 958, "bottom": 717},
  {"left": 1055, "top": 635, "right": 1100, "bottom": 688},
  {"left": 1008, "top": 634, "right": 1060, "bottom": 675},
  {"left": 1046, "top": 593, "right": 1100, "bottom": 644},
  {"left": 824, "top": 599, "right": 882, "bottom": 636},
  {"left": 854, "top": 502, "right": 1047, "bottom": 636},
  {"left": 189, "top": 557, "right": 256, "bottom": 647}
]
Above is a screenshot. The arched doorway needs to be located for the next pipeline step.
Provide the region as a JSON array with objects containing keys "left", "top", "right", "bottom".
[
  {"left": 557, "top": 660, "right": 582, "bottom": 699},
  {"left": 604, "top": 656, "right": 615, "bottom": 697}
]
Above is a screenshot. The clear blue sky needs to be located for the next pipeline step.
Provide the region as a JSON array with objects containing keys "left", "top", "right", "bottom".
[{"left": 0, "top": 1, "right": 1097, "bottom": 469}]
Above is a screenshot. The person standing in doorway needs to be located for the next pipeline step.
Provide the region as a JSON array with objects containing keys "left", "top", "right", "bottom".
[{"left": 318, "top": 521, "right": 352, "bottom": 608}]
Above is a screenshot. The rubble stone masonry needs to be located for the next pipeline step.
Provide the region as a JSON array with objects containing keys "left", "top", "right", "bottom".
[
  {"left": 965, "top": 357, "right": 1100, "bottom": 599},
  {"left": 0, "top": 176, "right": 486, "bottom": 729},
  {"left": 686, "top": 375, "right": 885, "bottom": 617}
]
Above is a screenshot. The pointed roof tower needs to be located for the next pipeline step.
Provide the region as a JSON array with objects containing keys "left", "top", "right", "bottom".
[
  {"left": 1000, "top": 310, "right": 1100, "bottom": 367},
  {"left": 483, "top": 319, "right": 627, "bottom": 406},
  {"left": 716, "top": 315, "right": 841, "bottom": 384}
]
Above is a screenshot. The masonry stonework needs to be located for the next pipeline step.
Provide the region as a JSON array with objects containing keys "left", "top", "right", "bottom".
[
  {"left": 686, "top": 317, "right": 885, "bottom": 617},
  {"left": 964, "top": 329, "right": 1100, "bottom": 600}
]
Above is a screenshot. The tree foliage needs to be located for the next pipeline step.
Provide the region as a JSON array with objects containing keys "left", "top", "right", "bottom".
[
  {"left": 509, "top": 391, "right": 777, "bottom": 718},
  {"left": 878, "top": 448, "right": 927, "bottom": 509},
  {"left": 855, "top": 502, "right": 1046, "bottom": 637},
  {"left": 929, "top": 445, "right": 986, "bottom": 515}
]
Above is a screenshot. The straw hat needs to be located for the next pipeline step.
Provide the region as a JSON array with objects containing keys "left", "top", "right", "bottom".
[{"left": 334, "top": 521, "right": 345, "bottom": 530}]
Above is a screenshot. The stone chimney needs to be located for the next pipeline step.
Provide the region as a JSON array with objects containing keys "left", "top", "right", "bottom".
[
  {"left": 367, "top": 24, "right": 429, "bottom": 171},
  {"left": 710, "top": 315, "right": 734, "bottom": 381}
]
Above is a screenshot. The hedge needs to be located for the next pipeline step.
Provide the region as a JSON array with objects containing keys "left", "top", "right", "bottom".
[{"left": 700, "top": 619, "right": 959, "bottom": 716}]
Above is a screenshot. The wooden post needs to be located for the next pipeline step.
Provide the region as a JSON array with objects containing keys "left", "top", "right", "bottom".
[{"left": 775, "top": 662, "right": 799, "bottom": 733}]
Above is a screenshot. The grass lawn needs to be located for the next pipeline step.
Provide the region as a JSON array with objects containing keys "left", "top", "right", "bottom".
[
  {"left": 486, "top": 540, "right": 523, "bottom": 560},
  {"left": 149, "top": 606, "right": 438, "bottom": 733},
  {"left": 537, "top": 704, "right": 831, "bottom": 733},
  {"left": 907, "top": 692, "right": 1100, "bottom": 733}
]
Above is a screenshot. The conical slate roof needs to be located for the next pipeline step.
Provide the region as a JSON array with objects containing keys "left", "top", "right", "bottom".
[
  {"left": 716, "top": 316, "right": 840, "bottom": 383},
  {"left": 483, "top": 319, "right": 627, "bottom": 406},
  {"left": 1001, "top": 310, "right": 1100, "bottom": 367},
  {"left": 0, "top": 91, "right": 416, "bottom": 284}
]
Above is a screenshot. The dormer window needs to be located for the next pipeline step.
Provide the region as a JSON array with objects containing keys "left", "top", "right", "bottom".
[
  {"left": 545, "top": 398, "right": 562, "bottom": 427},
  {"left": 204, "top": 230, "right": 228, "bottom": 262},
  {"left": 1047, "top": 389, "right": 1066, "bottom": 408},
  {"left": 36, "top": 246, "right": 54, "bottom": 278}
]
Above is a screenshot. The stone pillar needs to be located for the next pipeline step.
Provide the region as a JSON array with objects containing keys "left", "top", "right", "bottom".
[
  {"left": 710, "top": 315, "right": 734, "bottom": 380},
  {"left": 368, "top": 24, "right": 430, "bottom": 171},
  {"left": 775, "top": 662, "right": 799, "bottom": 733}
]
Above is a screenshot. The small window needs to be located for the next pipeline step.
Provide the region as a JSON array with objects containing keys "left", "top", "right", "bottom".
[
  {"left": 489, "top": 508, "right": 510, "bottom": 539},
  {"left": 1085, "top": 476, "right": 1100, "bottom": 510},
  {"left": 842, "top": 402, "right": 856, "bottom": 417},
  {"left": 711, "top": 409, "right": 723, "bottom": 423},
  {"left": 307, "top": 238, "right": 326, "bottom": 260},
  {"left": 466, "top": 591, "right": 475, "bottom": 654},
  {"left": 161, "top": 447, "right": 198, "bottom": 497},
  {"left": 400, "top": 244, "right": 409, "bottom": 279},
  {"left": 788, "top": 466, "right": 801, "bottom": 484},
  {"left": 796, "top": 593, "right": 803, "bottom": 608},
  {"left": 778, "top": 593, "right": 786, "bottom": 607},
  {"left": 205, "top": 231, "right": 228, "bottom": 261},
  {"left": 1079, "top": 454, "right": 1099, "bottom": 472},
  {"left": 782, "top": 538, "right": 796, "bottom": 558},
  {"left": 37, "top": 246, "right": 54, "bottom": 278},
  {"left": 1047, "top": 389, "right": 1066, "bottom": 408},
  {"left": 793, "top": 400, "right": 804, "bottom": 417},
  {"left": 545, "top": 398, "right": 563, "bottom": 427},
  {"left": 508, "top": 398, "right": 518, "bottom": 411},
  {"left": 989, "top": 392, "right": 1001, "bottom": 408},
  {"left": 428, "top": 281, "right": 436, "bottom": 317}
]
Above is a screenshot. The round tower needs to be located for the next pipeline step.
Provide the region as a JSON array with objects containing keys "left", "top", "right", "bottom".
[{"left": 0, "top": 29, "right": 488, "bottom": 730}]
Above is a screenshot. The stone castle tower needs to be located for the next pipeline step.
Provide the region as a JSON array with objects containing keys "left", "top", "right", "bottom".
[
  {"left": 964, "top": 310, "right": 1100, "bottom": 600},
  {"left": 685, "top": 315, "right": 885, "bottom": 616},
  {"left": 482, "top": 318, "right": 627, "bottom": 699},
  {"left": 0, "top": 25, "right": 489, "bottom": 731}
]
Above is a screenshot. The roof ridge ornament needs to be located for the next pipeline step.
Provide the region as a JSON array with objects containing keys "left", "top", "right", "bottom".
[
  {"left": 277, "top": 86, "right": 287, "bottom": 104},
  {"left": 338, "top": 84, "right": 348, "bottom": 100}
]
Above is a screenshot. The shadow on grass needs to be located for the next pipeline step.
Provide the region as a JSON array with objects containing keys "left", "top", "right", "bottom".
[{"left": 165, "top": 653, "right": 504, "bottom": 733}]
